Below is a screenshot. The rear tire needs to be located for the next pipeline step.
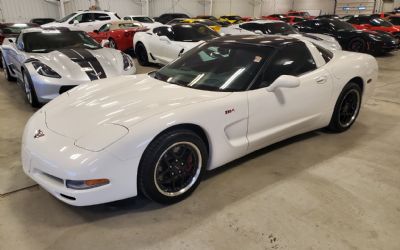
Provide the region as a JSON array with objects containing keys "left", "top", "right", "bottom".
[
  {"left": 135, "top": 42, "right": 150, "bottom": 66},
  {"left": 327, "top": 82, "right": 362, "bottom": 133},
  {"left": 22, "top": 70, "right": 40, "bottom": 108},
  {"left": 138, "top": 129, "right": 208, "bottom": 204},
  {"left": 3, "top": 56, "right": 15, "bottom": 81}
]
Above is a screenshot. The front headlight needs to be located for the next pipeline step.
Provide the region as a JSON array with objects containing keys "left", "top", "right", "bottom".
[
  {"left": 122, "top": 52, "right": 134, "bottom": 71},
  {"left": 32, "top": 61, "right": 61, "bottom": 78}
]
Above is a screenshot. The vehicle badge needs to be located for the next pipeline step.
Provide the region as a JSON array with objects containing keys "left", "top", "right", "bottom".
[{"left": 34, "top": 129, "right": 45, "bottom": 139}]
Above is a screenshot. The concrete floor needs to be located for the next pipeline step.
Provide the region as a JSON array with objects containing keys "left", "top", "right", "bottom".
[{"left": 0, "top": 53, "right": 399, "bottom": 250}]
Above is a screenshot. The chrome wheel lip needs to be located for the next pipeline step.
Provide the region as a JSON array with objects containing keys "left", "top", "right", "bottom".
[
  {"left": 23, "top": 74, "right": 32, "bottom": 104},
  {"left": 154, "top": 142, "right": 202, "bottom": 197},
  {"left": 338, "top": 89, "right": 360, "bottom": 128}
]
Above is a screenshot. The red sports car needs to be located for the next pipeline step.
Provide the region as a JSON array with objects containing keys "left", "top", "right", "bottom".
[
  {"left": 347, "top": 15, "right": 400, "bottom": 38},
  {"left": 88, "top": 21, "right": 145, "bottom": 52},
  {"left": 261, "top": 14, "right": 287, "bottom": 20},
  {"left": 281, "top": 16, "right": 306, "bottom": 25}
]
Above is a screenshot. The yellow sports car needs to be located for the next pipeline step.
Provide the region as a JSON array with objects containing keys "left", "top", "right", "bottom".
[
  {"left": 219, "top": 15, "right": 242, "bottom": 24},
  {"left": 167, "top": 18, "right": 221, "bottom": 32}
]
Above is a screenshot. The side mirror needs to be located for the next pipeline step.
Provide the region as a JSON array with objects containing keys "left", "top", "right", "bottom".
[
  {"left": 100, "top": 40, "right": 110, "bottom": 47},
  {"left": 159, "top": 35, "right": 170, "bottom": 42},
  {"left": 73, "top": 20, "right": 79, "bottom": 25},
  {"left": 94, "top": 30, "right": 99, "bottom": 34},
  {"left": 266, "top": 75, "right": 300, "bottom": 92},
  {"left": 254, "top": 30, "right": 264, "bottom": 35},
  {"left": 8, "top": 38, "right": 15, "bottom": 43}
]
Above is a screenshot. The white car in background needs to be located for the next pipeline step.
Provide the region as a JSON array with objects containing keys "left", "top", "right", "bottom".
[
  {"left": 1, "top": 28, "right": 135, "bottom": 107},
  {"left": 22, "top": 35, "right": 377, "bottom": 206},
  {"left": 41, "top": 10, "right": 120, "bottom": 32},
  {"left": 134, "top": 23, "right": 220, "bottom": 65},
  {"left": 224, "top": 20, "right": 342, "bottom": 50},
  {"left": 123, "top": 15, "right": 162, "bottom": 29}
]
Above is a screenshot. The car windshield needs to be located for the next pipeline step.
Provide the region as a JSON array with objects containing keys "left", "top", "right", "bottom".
[
  {"left": 153, "top": 42, "right": 274, "bottom": 92},
  {"left": 224, "top": 16, "right": 242, "bottom": 20},
  {"left": 132, "top": 16, "right": 154, "bottom": 23},
  {"left": 57, "top": 12, "right": 76, "bottom": 23},
  {"left": 118, "top": 23, "right": 141, "bottom": 29},
  {"left": 370, "top": 18, "right": 393, "bottom": 27},
  {"left": 1, "top": 24, "right": 36, "bottom": 34},
  {"left": 172, "top": 24, "right": 220, "bottom": 42},
  {"left": 264, "top": 22, "right": 297, "bottom": 34},
  {"left": 172, "top": 14, "right": 189, "bottom": 19},
  {"left": 329, "top": 20, "right": 356, "bottom": 31},
  {"left": 291, "top": 12, "right": 310, "bottom": 17},
  {"left": 389, "top": 17, "right": 400, "bottom": 25},
  {"left": 23, "top": 30, "right": 101, "bottom": 53}
]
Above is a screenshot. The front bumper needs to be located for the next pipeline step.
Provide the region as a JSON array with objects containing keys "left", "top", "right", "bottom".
[{"left": 21, "top": 111, "right": 140, "bottom": 206}]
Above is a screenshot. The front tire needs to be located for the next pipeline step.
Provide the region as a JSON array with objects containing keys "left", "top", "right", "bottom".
[
  {"left": 22, "top": 70, "right": 40, "bottom": 107},
  {"left": 135, "top": 43, "right": 150, "bottom": 66},
  {"left": 138, "top": 129, "right": 208, "bottom": 204},
  {"left": 348, "top": 37, "right": 367, "bottom": 53},
  {"left": 3, "top": 56, "right": 15, "bottom": 81},
  {"left": 327, "top": 82, "right": 362, "bottom": 133}
]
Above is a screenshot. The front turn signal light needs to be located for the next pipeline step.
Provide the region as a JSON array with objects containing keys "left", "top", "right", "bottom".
[{"left": 66, "top": 179, "right": 110, "bottom": 190}]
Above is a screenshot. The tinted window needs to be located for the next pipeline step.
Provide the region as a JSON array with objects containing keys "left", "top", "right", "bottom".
[
  {"left": 72, "top": 13, "right": 94, "bottom": 23},
  {"left": 263, "top": 22, "right": 297, "bottom": 34},
  {"left": 327, "top": 20, "right": 355, "bottom": 31},
  {"left": 257, "top": 43, "right": 316, "bottom": 88},
  {"left": 94, "top": 13, "right": 111, "bottom": 21},
  {"left": 98, "top": 23, "right": 110, "bottom": 32},
  {"left": 153, "top": 42, "right": 274, "bottom": 92},
  {"left": 132, "top": 16, "right": 154, "bottom": 23},
  {"left": 171, "top": 24, "right": 220, "bottom": 42},
  {"left": 370, "top": 18, "right": 392, "bottom": 27},
  {"left": 389, "top": 17, "right": 400, "bottom": 25},
  {"left": 314, "top": 43, "right": 333, "bottom": 63},
  {"left": 239, "top": 23, "right": 263, "bottom": 32},
  {"left": 23, "top": 31, "right": 100, "bottom": 53},
  {"left": 153, "top": 26, "right": 174, "bottom": 40}
]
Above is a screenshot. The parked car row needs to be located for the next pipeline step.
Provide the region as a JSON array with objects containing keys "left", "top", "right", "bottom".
[{"left": 0, "top": 9, "right": 381, "bottom": 206}]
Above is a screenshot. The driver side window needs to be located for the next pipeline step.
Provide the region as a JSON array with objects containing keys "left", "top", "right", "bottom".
[
  {"left": 153, "top": 27, "right": 174, "bottom": 40},
  {"left": 71, "top": 13, "right": 93, "bottom": 24},
  {"left": 254, "top": 43, "right": 316, "bottom": 89},
  {"left": 98, "top": 23, "right": 111, "bottom": 32}
]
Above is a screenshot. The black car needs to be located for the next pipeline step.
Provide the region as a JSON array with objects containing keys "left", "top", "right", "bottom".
[
  {"left": 294, "top": 19, "right": 399, "bottom": 55},
  {"left": 154, "top": 13, "right": 190, "bottom": 24},
  {"left": 388, "top": 15, "right": 400, "bottom": 25},
  {"left": 316, "top": 15, "right": 339, "bottom": 19},
  {"left": 29, "top": 18, "right": 55, "bottom": 25}
]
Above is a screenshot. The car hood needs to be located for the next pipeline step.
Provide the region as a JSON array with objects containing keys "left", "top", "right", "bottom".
[
  {"left": 44, "top": 74, "right": 230, "bottom": 139},
  {"left": 27, "top": 48, "right": 127, "bottom": 81}
]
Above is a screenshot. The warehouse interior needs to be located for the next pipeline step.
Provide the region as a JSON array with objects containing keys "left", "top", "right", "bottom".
[{"left": 1, "top": 0, "right": 400, "bottom": 250}]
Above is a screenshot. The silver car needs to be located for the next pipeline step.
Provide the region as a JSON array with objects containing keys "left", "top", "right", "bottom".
[{"left": 1, "top": 27, "right": 136, "bottom": 107}]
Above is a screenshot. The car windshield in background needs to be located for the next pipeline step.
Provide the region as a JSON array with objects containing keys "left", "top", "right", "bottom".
[
  {"left": 133, "top": 17, "right": 154, "bottom": 23},
  {"left": 264, "top": 23, "right": 297, "bottom": 34},
  {"left": 370, "top": 18, "right": 393, "bottom": 27},
  {"left": 172, "top": 14, "right": 190, "bottom": 19},
  {"left": 23, "top": 31, "right": 101, "bottom": 53},
  {"left": 329, "top": 20, "right": 356, "bottom": 31},
  {"left": 57, "top": 12, "right": 76, "bottom": 23},
  {"left": 195, "top": 20, "right": 219, "bottom": 26},
  {"left": 173, "top": 25, "right": 220, "bottom": 42},
  {"left": 224, "top": 16, "right": 241, "bottom": 21},
  {"left": 2, "top": 24, "right": 36, "bottom": 34},
  {"left": 118, "top": 23, "right": 141, "bottom": 28},
  {"left": 153, "top": 42, "right": 274, "bottom": 92}
]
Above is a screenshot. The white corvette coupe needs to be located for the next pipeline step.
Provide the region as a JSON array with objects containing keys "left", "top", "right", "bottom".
[
  {"left": 134, "top": 23, "right": 220, "bottom": 65},
  {"left": 22, "top": 35, "right": 377, "bottom": 206},
  {"left": 1, "top": 28, "right": 136, "bottom": 107}
]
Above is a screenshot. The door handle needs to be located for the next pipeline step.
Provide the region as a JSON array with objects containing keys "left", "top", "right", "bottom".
[{"left": 315, "top": 76, "right": 327, "bottom": 84}]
